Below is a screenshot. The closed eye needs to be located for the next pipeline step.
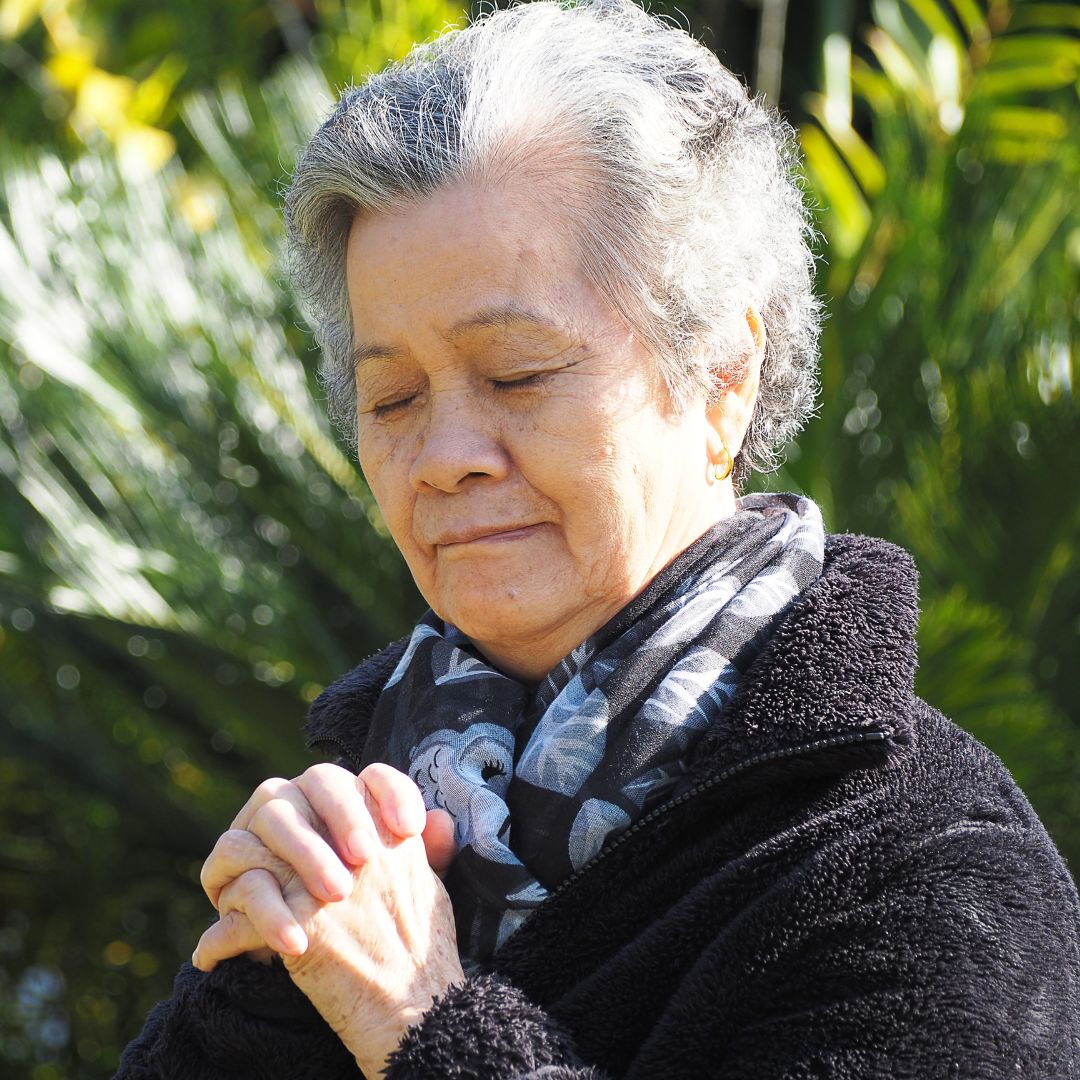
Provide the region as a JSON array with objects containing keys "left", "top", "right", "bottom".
[
  {"left": 491, "top": 372, "right": 549, "bottom": 391},
  {"left": 372, "top": 395, "right": 417, "bottom": 418}
]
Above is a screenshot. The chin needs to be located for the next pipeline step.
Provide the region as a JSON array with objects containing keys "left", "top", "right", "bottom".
[
  {"left": 436, "top": 576, "right": 560, "bottom": 651},
  {"left": 441, "top": 587, "right": 540, "bottom": 637}
]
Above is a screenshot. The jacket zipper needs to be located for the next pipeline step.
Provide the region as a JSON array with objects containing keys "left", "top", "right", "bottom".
[{"left": 307, "top": 733, "right": 364, "bottom": 772}]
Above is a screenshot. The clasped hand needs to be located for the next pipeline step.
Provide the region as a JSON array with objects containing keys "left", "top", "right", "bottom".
[{"left": 192, "top": 762, "right": 463, "bottom": 1077}]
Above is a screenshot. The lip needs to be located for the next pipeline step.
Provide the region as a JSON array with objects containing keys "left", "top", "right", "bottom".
[{"left": 433, "top": 522, "right": 544, "bottom": 547}]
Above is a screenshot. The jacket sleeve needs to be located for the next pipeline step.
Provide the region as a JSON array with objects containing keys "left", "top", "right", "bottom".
[
  {"left": 385, "top": 974, "right": 602, "bottom": 1080},
  {"left": 663, "top": 817, "right": 1080, "bottom": 1079},
  {"left": 114, "top": 957, "right": 359, "bottom": 1080},
  {"left": 391, "top": 819, "right": 1079, "bottom": 1080},
  {"left": 117, "top": 814, "right": 1079, "bottom": 1078},
  {"left": 117, "top": 961, "right": 601, "bottom": 1080}
]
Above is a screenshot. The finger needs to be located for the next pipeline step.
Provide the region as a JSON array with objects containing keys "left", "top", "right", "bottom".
[
  {"left": 292, "top": 762, "right": 389, "bottom": 865},
  {"left": 192, "top": 909, "right": 272, "bottom": 973},
  {"left": 422, "top": 809, "right": 458, "bottom": 877},
  {"left": 230, "top": 776, "right": 297, "bottom": 831},
  {"left": 215, "top": 868, "right": 310, "bottom": 962},
  {"left": 248, "top": 796, "right": 354, "bottom": 902},
  {"left": 357, "top": 763, "right": 427, "bottom": 839},
  {"left": 200, "top": 829, "right": 295, "bottom": 909},
  {"left": 229, "top": 773, "right": 357, "bottom": 898}
]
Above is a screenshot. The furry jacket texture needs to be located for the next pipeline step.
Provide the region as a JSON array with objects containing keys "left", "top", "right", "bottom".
[{"left": 116, "top": 534, "right": 1080, "bottom": 1079}]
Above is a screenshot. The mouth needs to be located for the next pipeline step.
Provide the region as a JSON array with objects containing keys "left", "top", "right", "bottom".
[{"left": 433, "top": 523, "right": 544, "bottom": 547}]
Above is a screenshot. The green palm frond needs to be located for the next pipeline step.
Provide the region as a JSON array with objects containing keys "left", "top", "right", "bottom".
[
  {"left": 0, "top": 52, "right": 439, "bottom": 1077},
  {"left": 0, "top": 0, "right": 1077, "bottom": 1074},
  {"left": 778, "top": 0, "right": 1080, "bottom": 864}
]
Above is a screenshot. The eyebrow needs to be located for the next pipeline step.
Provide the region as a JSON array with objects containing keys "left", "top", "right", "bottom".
[
  {"left": 446, "top": 303, "right": 570, "bottom": 340},
  {"left": 350, "top": 303, "right": 575, "bottom": 372}
]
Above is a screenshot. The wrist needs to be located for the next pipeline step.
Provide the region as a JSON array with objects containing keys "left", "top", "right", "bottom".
[{"left": 343, "top": 1004, "right": 431, "bottom": 1079}]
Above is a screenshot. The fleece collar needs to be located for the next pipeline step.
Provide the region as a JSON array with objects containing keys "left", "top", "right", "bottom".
[{"left": 304, "top": 533, "right": 919, "bottom": 777}]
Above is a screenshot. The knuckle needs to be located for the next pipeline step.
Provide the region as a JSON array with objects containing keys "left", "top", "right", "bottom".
[
  {"left": 254, "top": 777, "right": 289, "bottom": 802},
  {"left": 359, "top": 761, "right": 391, "bottom": 783},
  {"left": 217, "top": 828, "right": 252, "bottom": 861},
  {"left": 216, "top": 876, "right": 239, "bottom": 911},
  {"left": 360, "top": 761, "right": 408, "bottom": 791},
  {"left": 216, "top": 884, "right": 240, "bottom": 917},
  {"left": 201, "top": 830, "right": 249, "bottom": 889},
  {"left": 218, "top": 908, "right": 245, "bottom": 934},
  {"left": 215, "top": 909, "right": 256, "bottom": 948},
  {"left": 300, "top": 762, "right": 344, "bottom": 784},
  {"left": 251, "top": 798, "right": 292, "bottom": 833},
  {"left": 220, "top": 870, "right": 269, "bottom": 916}
]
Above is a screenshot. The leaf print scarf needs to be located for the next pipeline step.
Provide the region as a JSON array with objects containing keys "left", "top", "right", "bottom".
[{"left": 361, "top": 493, "right": 825, "bottom": 963}]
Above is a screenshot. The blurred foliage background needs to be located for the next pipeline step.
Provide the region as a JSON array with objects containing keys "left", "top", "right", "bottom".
[{"left": 0, "top": 0, "right": 1076, "bottom": 1075}]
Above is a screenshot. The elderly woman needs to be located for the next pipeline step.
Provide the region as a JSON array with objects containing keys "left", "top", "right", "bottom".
[{"left": 117, "top": 1, "right": 1080, "bottom": 1077}]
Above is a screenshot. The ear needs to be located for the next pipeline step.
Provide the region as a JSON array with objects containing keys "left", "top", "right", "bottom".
[{"left": 705, "top": 307, "right": 765, "bottom": 459}]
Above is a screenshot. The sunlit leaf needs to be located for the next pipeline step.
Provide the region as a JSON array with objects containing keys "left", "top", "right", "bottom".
[
  {"left": 1008, "top": 3, "right": 1080, "bottom": 32},
  {"left": 988, "top": 186, "right": 1074, "bottom": 304},
  {"left": 799, "top": 122, "right": 872, "bottom": 261},
  {"left": 115, "top": 123, "right": 176, "bottom": 178},
  {"left": 977, "top": 104, "right": 1069, "bottom": 139},
  {"left": 850, "top": 60, "right": 898, "bottom": 112},
  {"left": 865, "top": 26, "right": 933, "bottom": 105},
  {"left": 129, "top": 55, "right": 187, "bottom": 126},
  {"left": 71, "top": 68, "right": 136, "bottom": 138},
  {"left": 805, "top": 92, "right": 887, "bottom": 195},
  {"left": 988, "top": 33, "right": 1080, "bottom": 68},
  {"left": 970, "top": 59, "right": 1078, "bottom": 98},
  {"left": 902, "top": 0, "right": 965, "bottom": 48},
  {"left": 0, "top": 0, "right": 46, "bottom": 40},
  {"left": 945, "top": 0, "right": 989, "bottom": 41},
  {"left": 43, "top": 41, "right": 96, "bottom": 91},
  {"left": 872, "top": 0, "right": 934, "bottom": 78}
]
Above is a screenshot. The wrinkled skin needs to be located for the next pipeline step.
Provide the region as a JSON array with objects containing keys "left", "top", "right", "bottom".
[
  {"left": 349, "top": 179, "right": 762, "bottom": 683},
  {"left": 193, "top": 176, "right": 766, "bottom": 1071},
  {"left": 194, "top": 762, "right": 462, "bottom": 1076}
]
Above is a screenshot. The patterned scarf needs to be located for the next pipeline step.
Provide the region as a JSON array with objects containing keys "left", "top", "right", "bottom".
[{"left": 361, "top": 493, "right": 824, "bottom": 963}]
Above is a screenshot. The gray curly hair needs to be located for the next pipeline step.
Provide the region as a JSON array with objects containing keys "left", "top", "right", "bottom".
[{"left": 286, "top": 0, "right": 821, "bottom": 484}]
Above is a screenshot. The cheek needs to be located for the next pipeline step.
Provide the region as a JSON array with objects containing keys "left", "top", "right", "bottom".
[
  {"left": 549, "top": 448, "right": 643, "bottom": 598},
  {"left": 554, "top": 409, "right": 686, "bottom": 594},
  {"left": 359, "top": 434, "right": 420, "bottom": 547}
]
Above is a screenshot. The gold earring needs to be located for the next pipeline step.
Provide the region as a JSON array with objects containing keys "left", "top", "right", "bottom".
[{"left": 712, "top": 446, "right": 733, "bottom": 483}]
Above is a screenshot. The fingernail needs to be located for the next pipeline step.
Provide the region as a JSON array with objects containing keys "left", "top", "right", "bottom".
[
  {"left": 399, "top": 804, "right": 425, "bottom": 836},
  {"left": 279, "top": 925, "right": 308, "bottom": 956},
  {"left": 322, "top": 866, "right": 353, "bottom": 900},
  {"left": 347, "top": 829, "right": 374, "bottom": 864}
]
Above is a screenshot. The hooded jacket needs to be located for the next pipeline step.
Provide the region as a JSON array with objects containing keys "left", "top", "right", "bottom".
[{"left": 116, "top": 534, "right": 1080, "bottom": 1079}]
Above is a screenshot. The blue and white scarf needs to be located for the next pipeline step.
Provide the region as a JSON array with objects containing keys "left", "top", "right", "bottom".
[{"left": 361, "top": 493, "right": 825, "bottom": 962}]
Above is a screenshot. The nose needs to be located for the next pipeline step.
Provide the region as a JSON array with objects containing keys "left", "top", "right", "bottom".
[{"left": 408, "top": 389, "right": 511, "bottom": 493}]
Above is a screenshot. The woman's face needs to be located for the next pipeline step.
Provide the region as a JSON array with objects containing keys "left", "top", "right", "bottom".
[{"left": 345, "top": 181, "right": 739, "bottom": 680}]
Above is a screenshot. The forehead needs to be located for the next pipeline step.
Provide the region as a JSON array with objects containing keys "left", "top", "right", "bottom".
[
  {"left": 350, "top": 301, "right": 580, "bottom": 371},
  {"left": 343, "top": 180, "right": 607, "bottom": 346}
]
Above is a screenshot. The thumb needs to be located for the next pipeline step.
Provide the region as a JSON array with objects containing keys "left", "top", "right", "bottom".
[{"left": 421, "top": 809, "right": 458, "bottom": 877}]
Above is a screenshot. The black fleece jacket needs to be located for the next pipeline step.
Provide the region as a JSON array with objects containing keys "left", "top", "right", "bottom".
[{"left": 117, "top": 534, "right": 1080, "bottom": 1079}]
